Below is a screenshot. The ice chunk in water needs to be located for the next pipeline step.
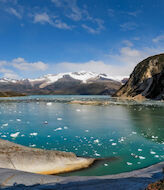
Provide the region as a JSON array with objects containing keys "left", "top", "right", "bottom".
[
  {"left": 30, "top": 132, "right": 38, "bottom": 136},
  {"left": 46, "top": 102, "right": 52, "bottom": 106}
]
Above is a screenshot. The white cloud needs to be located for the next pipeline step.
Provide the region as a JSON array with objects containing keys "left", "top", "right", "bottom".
[
  {"left": 122, "top": 40, "right": 133, "bottom": 47},
  {"left": 12, "top": 57, "right": 48, "bottom": 71},
  {"left": 52, "top": 0, "right": 105, "bottom": 33},
  {"left": 6, "top": 7, "right": 22, "bottom": 19},
  {"left": 0, "top": 66, "right": 19, "bottom": 79},
  {"left": 34, "top": 12, "right": 51, "bottom": 24},
  {"left": 152, "top": 35, "right": 164, "bottom": 43},
  {"left": 82, "top": 19, "right": 104, "bottom": 34},
  {"left": 53, "top": 46, "right": 164, "bottom": 78},
  {"left": 3, "top": 72, "right": 19, "bottom": 79},
  {"left": 52, "top": 0, "right": 82, "bottom": 21},
  {"left": 33, "top": 12, "right": 71, "bottom": 29},
  {"left": 120, "top": 22, "right": 137, "bottom": 31},
  {"left": 108, "top": 9, "right": 115, "bottom": 17}
]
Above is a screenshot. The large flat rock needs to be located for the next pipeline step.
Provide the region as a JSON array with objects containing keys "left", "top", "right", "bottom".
[
  {"left": 0, "top": 139, "right": 95, "bottom": 175},
  {"left": 0, "top": 162, "right": 163, "bottom": 190}
]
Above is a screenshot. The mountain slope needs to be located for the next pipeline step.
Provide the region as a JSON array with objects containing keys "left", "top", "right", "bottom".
[
  {"left": 114, "top": 54, "right": 164, "bottom": 100},
  {"left": 0, "top": 71, "right": 121, "bottom": 96}
]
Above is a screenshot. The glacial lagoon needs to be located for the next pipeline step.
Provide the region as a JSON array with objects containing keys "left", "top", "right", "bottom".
[{"left": 0, "top": 95, "right": 164, "bottom": 176}]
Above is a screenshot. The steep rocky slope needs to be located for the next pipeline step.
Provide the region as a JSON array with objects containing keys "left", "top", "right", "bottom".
[{"left": 114, "top": 54, "right": 164, "bottom": 100}]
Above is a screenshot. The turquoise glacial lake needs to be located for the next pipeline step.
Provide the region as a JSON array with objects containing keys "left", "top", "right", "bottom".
[{"left": 0, "top": 95, "right": 164, "bottom": 176}]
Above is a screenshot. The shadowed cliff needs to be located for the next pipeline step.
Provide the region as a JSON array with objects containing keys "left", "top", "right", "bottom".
[{"left": 114, "top": 53, "right": 164, "bottom": 100}]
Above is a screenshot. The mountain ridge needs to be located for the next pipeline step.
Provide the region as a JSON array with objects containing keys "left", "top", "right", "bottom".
[{"left": 0, "top": 71, "right": 122, "bottom": 96}]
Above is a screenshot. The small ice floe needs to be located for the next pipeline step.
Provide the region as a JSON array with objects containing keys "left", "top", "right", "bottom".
[
  {"left": 10, "top": 132, "right": 20, "bottom": 138},
  {"left": 16, "top": 119, "right": 21, "bottom": 122},
  {"left": 76, "top": 109, "right": 81, "bottom": 112},
  {"left": 54, "top": 127, "right": 62, "bottom": 131},
  {"left": 132, "top": 131, "right": 137, "bottom": 135},
  {"left": 64, "top": 126, "right": 68, "bottom": 130},
  {"left": 94, "top": 139, "right": 99, "bottom": 143},
  {"left": 131, "top": 153, "right": 138, "bottom": 158},
  {"left": 104, "top": 163, "right": 108, "bottom": 166},
  {"left": 2, "top": 123, "right": 8, "bottom": 127},
  {"left": 30, "top": 132, "right": 38, "bottom": 136},
  {"left": 85, "top": 130, "right": 89, "bottom": 132},
  {"left": 154, "top": 155, "right": 159, "bottom": 158},
  {"left": 118, "top": 137, "right": 125, "bottom": 143},
  {"left": 109, "top": 139, "right": 114, "bottom": 142},
  {"left": 152, "top": 136, "right": 158, "bottom": 139},
  {"left": 46, "top": 102, "right": 52, "bottom": 106},
  {"left": 94, "top": 152, "right": 100, "bottom": 157},
  {"left": 150, "top": 151, "right": 156, "bottom": 154},
  {"left": 57, "top": 118, "right": 62, "bottom": 121},
  {"left": 1, "top": 135, "right": 7, "bottom": 138},
  {"left": 47, "top": 135, "right": 51, "bottom": 137},
  {"left": 64, "top": 138, "right": 67, "bottom": 140},
  {"left": 137, "top": 162, "right": 141, "bottom": 164},
  {"left": 21, "top": 134, "right": 25, "bottom": 137},
  {"left": 139, "top": 156, "right": 146, "bottom": 160},
  {"left": 112, "top": 143, "right": 117, "bottom": 146},
  {"left": 126, "top": 162, "right": 132, "bottom": 165},
  {"left": 138, "top": 149, "right": 142, "bottom": 152},
  {"left": 44, "top": 121, "right": 48, "bottom": 124}
]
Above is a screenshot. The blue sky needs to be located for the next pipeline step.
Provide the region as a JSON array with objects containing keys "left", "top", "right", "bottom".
[{"left": 0, "top": 0, "right": 164, "bottom": 79}]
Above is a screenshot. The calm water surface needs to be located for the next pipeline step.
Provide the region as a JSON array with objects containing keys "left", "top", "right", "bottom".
[{"left": 0, "top": 95, "right": 164, "bottom": 176}]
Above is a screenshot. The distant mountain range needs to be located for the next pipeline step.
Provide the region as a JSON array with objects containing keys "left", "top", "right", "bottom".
[
  {"left": 114, "top": 54, "right": 164, "bottom": 100},
  {"left": 0, "top": 71, "right": 123, "bottom": 96}
]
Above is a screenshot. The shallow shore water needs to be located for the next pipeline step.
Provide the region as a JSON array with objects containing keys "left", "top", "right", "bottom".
[{"left": 0, "top": 95, "right": 164, "bottom": 176}]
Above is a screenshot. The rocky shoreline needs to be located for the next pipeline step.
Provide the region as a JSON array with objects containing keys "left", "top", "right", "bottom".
[
  {"left": 0, "top": 140, "right": 163, "bottom": 189},
  {"left": 0, "top": 162, "right": 163, "bottom": 189}
]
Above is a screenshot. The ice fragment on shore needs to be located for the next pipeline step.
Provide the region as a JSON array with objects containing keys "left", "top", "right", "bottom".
[
  {"left": 10, "top": 132, "right": 20, "bottom": 138},
  {"left": 57, "top": 118, "right": 62, "bottom": 121}
]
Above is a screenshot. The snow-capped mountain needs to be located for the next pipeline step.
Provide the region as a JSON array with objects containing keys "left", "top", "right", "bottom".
[{"left": 0, "top": 71, "right": 122, "bottom": 95}]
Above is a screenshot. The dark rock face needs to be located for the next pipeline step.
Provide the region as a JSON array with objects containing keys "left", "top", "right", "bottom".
[{"left": 114, "top": 54, "right": 164, "bottom": 100}]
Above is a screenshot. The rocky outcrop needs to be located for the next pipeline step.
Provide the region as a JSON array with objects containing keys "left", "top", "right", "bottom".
[
  {"left": 0, "top": 139, "right": 95, "bottom": 175},
  {"left": 0, "top": 91, "right": 26, "bottom": 97},
  {"left": 114, "top": 54, "right": 164, "bottom": 100},
  {"left": 146, "top": 179, "right": 164, "bottom": 190}
]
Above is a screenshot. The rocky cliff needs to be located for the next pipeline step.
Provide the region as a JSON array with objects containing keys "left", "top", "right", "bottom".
[{"left": 114, "top": 54, "right": 164, "bottom": 100}]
